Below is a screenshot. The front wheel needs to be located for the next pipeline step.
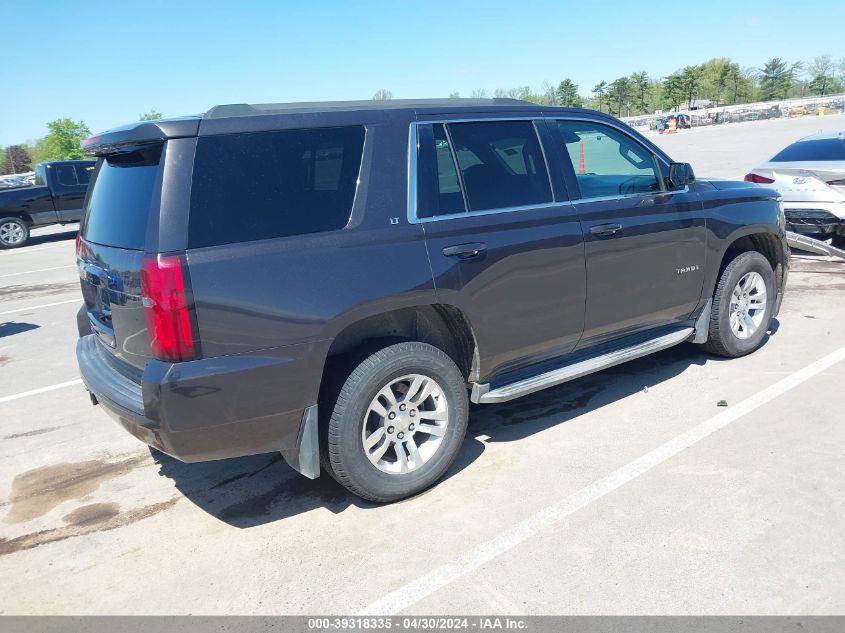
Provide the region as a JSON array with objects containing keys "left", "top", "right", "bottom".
[
  {"left": 700, "top": 251, "right": 775, "bottom": 358},
  {"left": 324, "top": 342, "right": 468, "bottom": 503},
  {"left": 0, "top": 217, "right": 29, "bottom": 249}
]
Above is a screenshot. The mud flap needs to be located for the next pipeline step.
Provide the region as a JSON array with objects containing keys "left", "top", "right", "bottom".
[
  {"left": 692, "top": 299, "right": 712, "bottom": 344},
  {"left": 281, "top": 404, "right": 320, "bottom": 479}
]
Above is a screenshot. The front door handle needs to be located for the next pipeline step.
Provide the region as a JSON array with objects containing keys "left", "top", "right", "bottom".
[
  {"left": 589, "top": 223, "right": 623, "bottom": 237},
  {"left": 442, "top": 242, "right": 487, "bottom": 259}
]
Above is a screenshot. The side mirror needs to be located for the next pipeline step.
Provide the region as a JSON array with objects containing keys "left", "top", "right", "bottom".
[{"left": 668, "top": 162, "right": 695, "bottom": 189}]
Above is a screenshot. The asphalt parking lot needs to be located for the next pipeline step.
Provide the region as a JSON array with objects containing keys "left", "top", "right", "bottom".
[{"left": 1, "top": 115, "right": 844, "bottom": 615}]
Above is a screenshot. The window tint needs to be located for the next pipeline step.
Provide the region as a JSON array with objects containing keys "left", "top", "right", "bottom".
[
  {"left": 770, "top": 138, "right": 845, "bottom": 162},
  {"left": 189, "top": 126, "right": 364, "bottom": 248},
  {"left": 82, "top": 146, "right": 163, "bottom": 250},
  {"left": 75, "top": 163, "right": 94, "bottom": 185},
  {"left": 554, "top": 121, "right": 662, "bottom": 199},
  {"left": 447, "top": 121, "right": 552, "bottom": 211},
  {"left": 55, "top": 164, "right": 79, "bottom": 186},
  {"left": 417, "top": 124, "right": 466, "bottom": 218}
]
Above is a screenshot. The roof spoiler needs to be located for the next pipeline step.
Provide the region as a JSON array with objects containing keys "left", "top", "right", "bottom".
[{"left": 81, "top": 117, "right": 201, "bottom": 156}]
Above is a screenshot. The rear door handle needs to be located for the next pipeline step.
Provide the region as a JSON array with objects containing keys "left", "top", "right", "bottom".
[
  {"left": 442, "top": 242, "right": 487, "bottom": 259},
  {"left": 589, "top": 223, "right": 623, "bottom": 237}
]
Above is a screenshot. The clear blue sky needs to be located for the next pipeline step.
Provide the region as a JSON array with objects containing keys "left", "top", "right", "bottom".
[{"left": 1, "top": 0, "right": 843, "bottom": 146}]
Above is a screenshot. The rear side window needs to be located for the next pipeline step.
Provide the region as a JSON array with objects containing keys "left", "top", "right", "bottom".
[
  {"left": 34, "top": 165, "right": 47, "bottom": 186},
  {"left": 82, "top": 146, "right": 163, "bottom": 250},
  {"left": 448, "top": 121, "right": 552, "bottom": 212},
  {"left": 416, "top": 120, "right": 552, "bottom": 217},
  {"left": 188, "top": 126, "right": 365, "bottom": 248},
  {"left": 770, "top": 138, "right": 845, "bottom": 162},
  {"left": 417, "top": 124, "right": 465, "bottom": 218}
]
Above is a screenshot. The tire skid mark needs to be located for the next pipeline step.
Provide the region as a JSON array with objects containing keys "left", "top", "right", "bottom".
[{"left": 0, "top": 498, "right": 179, "bottom": 556}]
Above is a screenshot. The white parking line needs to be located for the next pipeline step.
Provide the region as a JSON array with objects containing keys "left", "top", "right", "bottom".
[
  {"left": 0, "top": 379, "right": 83, "bottom": 405},
  {"left": 0, "top": 298, "right": 79, "bottom": 316},
  {"left": 358, "top": 344, "right": 845, "bottom": 615},
  {"left": 0, "top": 265, "right": 75, "bottom": 278}
]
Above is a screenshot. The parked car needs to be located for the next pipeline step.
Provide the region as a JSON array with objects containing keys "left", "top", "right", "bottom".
[
  {"left": 655, "top": 113, "right": 691, "bottom": 132},
  {"left": 758, "top": 105, "right": 783, "bottom": 120},
  {"left": 745, "top": 131, "right": 845, "bottom": 246},
  {"left": 76, "top": 99, "right": 788, "bottom": 502},
  {"left": 0, "top": 160, "right": 95, "bottom": 248}
]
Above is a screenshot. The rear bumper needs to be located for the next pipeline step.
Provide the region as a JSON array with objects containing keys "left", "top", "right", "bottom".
[
  {"left": 783, "top": 202, "right": 845, "bottom": 236},
  {"left": 76, "top": 334, "right": 315, "bottom": 467}
]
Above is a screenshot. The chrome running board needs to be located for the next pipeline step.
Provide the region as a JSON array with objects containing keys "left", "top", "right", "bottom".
[{"left": 471, "top": 327, "right": 694, "bottom": 404}]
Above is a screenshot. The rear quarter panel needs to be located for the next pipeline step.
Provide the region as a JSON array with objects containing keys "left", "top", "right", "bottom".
[{"left": 186, "top": 117, "right": 434, "bottom": 413}]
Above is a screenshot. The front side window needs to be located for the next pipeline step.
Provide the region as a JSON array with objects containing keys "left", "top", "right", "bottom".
[
  {"left": 553, "top": 121, "right": 662, "bottom": 199},
  {"left": 189, "top": 126, "right": 365, "bottom": 248},
  {"left": 75, "top": 163, "right": 94, "bottom": 185},
  {"left": 416, "top": 120, "right": 553, "bottom": 218},
  {"left": 55, "top": 164, "right": 79, "bottom": 186}
]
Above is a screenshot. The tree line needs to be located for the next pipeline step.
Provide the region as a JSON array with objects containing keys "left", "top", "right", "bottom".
[
  {"left": 1, "top": 109, "right": 162, "bottom": 175},
  {"left": 5, "top": 53, "right": 843, "bottom": 175},
  {"left": 377, "top": 54, "right": 845, "bottom": 117}
]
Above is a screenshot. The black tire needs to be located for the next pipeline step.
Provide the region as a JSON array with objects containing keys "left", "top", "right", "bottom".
[
  {"left": 0, "top": 217, "right": 29, "bottom": 249},
  {"left": 324, "top": 341, "right": 468, "bottom": 503},
  {"left": 700, "top": 251, "right": 775, "bottom": 358}
]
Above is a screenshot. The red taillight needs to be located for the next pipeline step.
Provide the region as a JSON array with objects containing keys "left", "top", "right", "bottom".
[
  {"left": 744, "top": 173, "right": 775, "bottom": 184},
  {"left": 75, "top": 233, "right": 81, "bottom": 258},
  {"left": 140, "top": 254, "right": 198, "bottom": 362}
]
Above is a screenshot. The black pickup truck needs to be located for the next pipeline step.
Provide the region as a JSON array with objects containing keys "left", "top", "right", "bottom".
[{"left": 0, "top": 160, "right": 95, "bottom": 248}]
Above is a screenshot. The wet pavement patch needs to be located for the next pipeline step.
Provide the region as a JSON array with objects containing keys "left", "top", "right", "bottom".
[
  {"left": 62, "top": 502, "right": 121, "bottom": 527},
  {"left": 3, "top": 454, "right": 149, "bottom": 524}
]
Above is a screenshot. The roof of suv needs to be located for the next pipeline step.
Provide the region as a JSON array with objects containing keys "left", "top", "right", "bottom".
[
  {"left": 204, "top": 98, "right": 546, "bottom": 119},
  {"left": 82, "top": 99, "right": 611, "bottom": 156}
]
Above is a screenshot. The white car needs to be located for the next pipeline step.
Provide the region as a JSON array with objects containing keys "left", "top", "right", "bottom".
[{"left": 745, "top": 131, "right": 845, "bottom": 246}]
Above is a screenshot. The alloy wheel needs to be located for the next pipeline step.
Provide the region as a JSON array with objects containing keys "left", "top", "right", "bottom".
[
  {"left": 729, "top": 271, "right": 767, "bottom": 339},
  {"left": 361, "top": 373, "right": 449, "bottom": 475}
]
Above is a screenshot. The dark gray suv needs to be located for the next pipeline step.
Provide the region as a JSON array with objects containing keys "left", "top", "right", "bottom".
[{"left": 76, "top": 99, "right": 788, "bottom": 502}]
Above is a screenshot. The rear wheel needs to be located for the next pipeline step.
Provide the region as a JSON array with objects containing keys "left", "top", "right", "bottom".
[
  {"left": 324, "top": 342, "right": 468, "bottom": 503},
  {"left": 0, "top": 217, "right": 29, "bottom": 249},
  {"left": 700, "top": 251, "right": 775, "bottom": 358}
]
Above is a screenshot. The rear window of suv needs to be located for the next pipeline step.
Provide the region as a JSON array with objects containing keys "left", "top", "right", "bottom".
[
  {"left": 82, "top": 146, "right": 163, "bottom": 250},
  {"left": 188, "top": 126, "right": 365, "bottom": 248}
]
